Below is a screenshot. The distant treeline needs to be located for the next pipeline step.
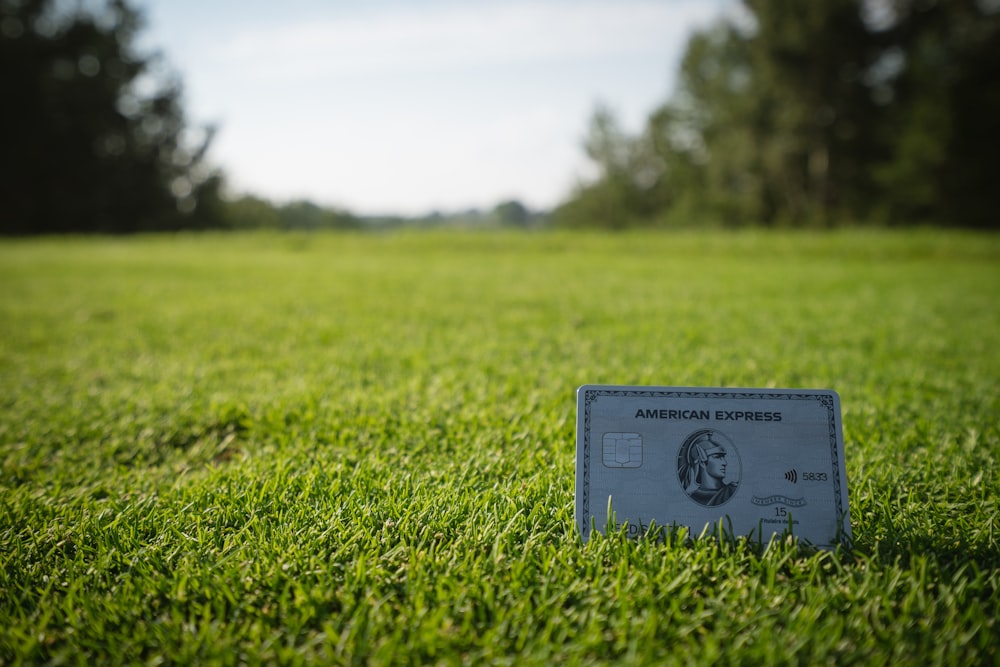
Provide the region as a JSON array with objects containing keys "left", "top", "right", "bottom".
[
  {"left": 220, "top": 196, "right": 544, "bottom": 231},
  {"left": 0, "top": 0, "right": 547, "bottom": 234},
  {"left": 3, "top": 0, "right": 997, "bottom": 234},
  {"left": 555, "top": 0, "right": 1000, "bottom": 229},
  {"left": 220, "top": 197, "right": 359, "bottom": 231}
]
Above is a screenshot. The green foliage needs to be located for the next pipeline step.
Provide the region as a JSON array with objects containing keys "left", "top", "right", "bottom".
[
  {"left": 1, "top": 230, "right": 998, "bottom": 663},
  {"left": 560, "top": 0, "right": 1000, "bottom": 229},
  {"left": 220, "top": 194, "right": 286, "bottom": 230},
  {"left": 272, "top": 200, "right": 360, "bottom": 231},
  {"left": 0, "top": 0, "right": 225, "bottom": 234},
  {"left": 554, "top": 106, "right": 670, "bottom": 229},
  {"left": 493, "top": 200, "right": 531, "bottom": 227},
  {"left": 871, "top": 0, "right": 1000, "bottom": 226},
  {"left": 218, "top": 196, "right": 360, "bottom": 231}
]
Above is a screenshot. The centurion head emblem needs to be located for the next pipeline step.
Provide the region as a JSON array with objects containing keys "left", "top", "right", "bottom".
[{"left": 677, "top": 429, "right": 741, "bottom": 507}]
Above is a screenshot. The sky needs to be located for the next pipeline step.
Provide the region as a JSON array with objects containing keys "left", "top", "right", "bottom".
[{"left": 135, "top": 0, "right": 732, "bottom": 216}]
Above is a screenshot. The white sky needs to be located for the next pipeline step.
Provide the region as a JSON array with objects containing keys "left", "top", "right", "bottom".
[{"left": 135, "top": 0, "right": 730, "bottom": 216}]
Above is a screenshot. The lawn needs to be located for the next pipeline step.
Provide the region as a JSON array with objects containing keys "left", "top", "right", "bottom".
[{"left": 1, "top": 228, "right": 998, "bottom": 664}]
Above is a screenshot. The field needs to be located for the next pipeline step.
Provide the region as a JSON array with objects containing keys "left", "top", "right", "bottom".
[{"left": 1, "top": 229, "right": 998, "bottom": 664}]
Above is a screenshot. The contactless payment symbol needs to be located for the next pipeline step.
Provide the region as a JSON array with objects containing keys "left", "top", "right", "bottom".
[{"left": 602, "top": 432, "right": 642, "bottom": 468}]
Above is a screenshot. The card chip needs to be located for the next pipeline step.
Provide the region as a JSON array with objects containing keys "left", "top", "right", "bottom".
[{"left": 602, "top": 432, "right": 642, "bottom": 468}]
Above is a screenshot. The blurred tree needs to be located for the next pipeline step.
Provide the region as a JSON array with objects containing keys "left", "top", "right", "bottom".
[
  {"left": 745, "top": 0, "right": 880, "bottom": 222},
  {"left": 740, "top": 0, "right": 883, "bottom": 224},
  {"left": 870, "top": 0, "right": 1000, "bottom": 227},
  {"left": 557, "top": 0, "right": 999, "bottom": 228},
  {"left": 553, "top": 106, "right": 667, "bottom": 228},
  {"left": 275, "top": 200, "right": 359, "bottom": 230},
  {"left": 640, "top": 0, "right": 885, "bottom": 226},
  {"left": 0, "top": 0, "right": 224, "bottom": 233},
  {"left": 493, "top": 199, "right": 530, "bottom": 227},
  {"left": 662, "top": 22, "right": 768, "bottom": 224},
  {"left": 220, "top": 195, "right": 284, "bottom": 230}
]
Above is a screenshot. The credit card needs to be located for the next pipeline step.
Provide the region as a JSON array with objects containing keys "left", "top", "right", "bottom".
[{"left": 576, "top": 385, "right": 852, "bottom": 549}]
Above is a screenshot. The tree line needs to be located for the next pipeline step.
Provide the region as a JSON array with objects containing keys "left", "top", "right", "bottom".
[
  {"left": 3, "top": 0, "right": 997, "bottom": 233},
  {"left": 0, "top": 0, "right": 544, "bottom": 235},
  {"left": 555, "top": 0, "right": 999, "bottom": 229}
]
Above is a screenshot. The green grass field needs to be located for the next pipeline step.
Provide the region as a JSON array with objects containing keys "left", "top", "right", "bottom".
[{"left": 1, "top": 229, "right": 998, "bottom": 665}]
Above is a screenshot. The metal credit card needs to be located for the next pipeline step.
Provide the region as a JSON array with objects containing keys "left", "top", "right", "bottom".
[{"left": 576, "top": 385, "right": 852, "bottom": 549}]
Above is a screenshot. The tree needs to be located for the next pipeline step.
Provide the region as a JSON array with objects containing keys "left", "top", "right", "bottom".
[
  {"left": 219, "top": 196, "right": 360, "bottom": 230},
  {"left": 870, "top": 0, "right": 1000, "bottom": 227},
  {"left": 556, "top": 0, "right": 999, "bottom": 228},
  {"left": 493, "top": 199, "right": 530, "bottom": 227},
  {"left": 554, "top": 105, "right": 668, "bottom": 228},
  {"left": 274, "top": 200, "right": 360, "bottom": 231},
  {"left": 663, "top": 21, "right": 768, "bottom": 224},
  {"left": 0, "top": 0, "right": 224, "bottom": 234},
  {"left": 741, "top": 0, "right": 883, "bottom": 223},
  {"left": 648, "top": 1, "right": 884, "bottom": 226}
]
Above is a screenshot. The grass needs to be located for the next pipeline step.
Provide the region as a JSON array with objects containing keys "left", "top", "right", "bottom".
[{"left": 1, "top": 228, "right": 998, "bottom": 665}]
